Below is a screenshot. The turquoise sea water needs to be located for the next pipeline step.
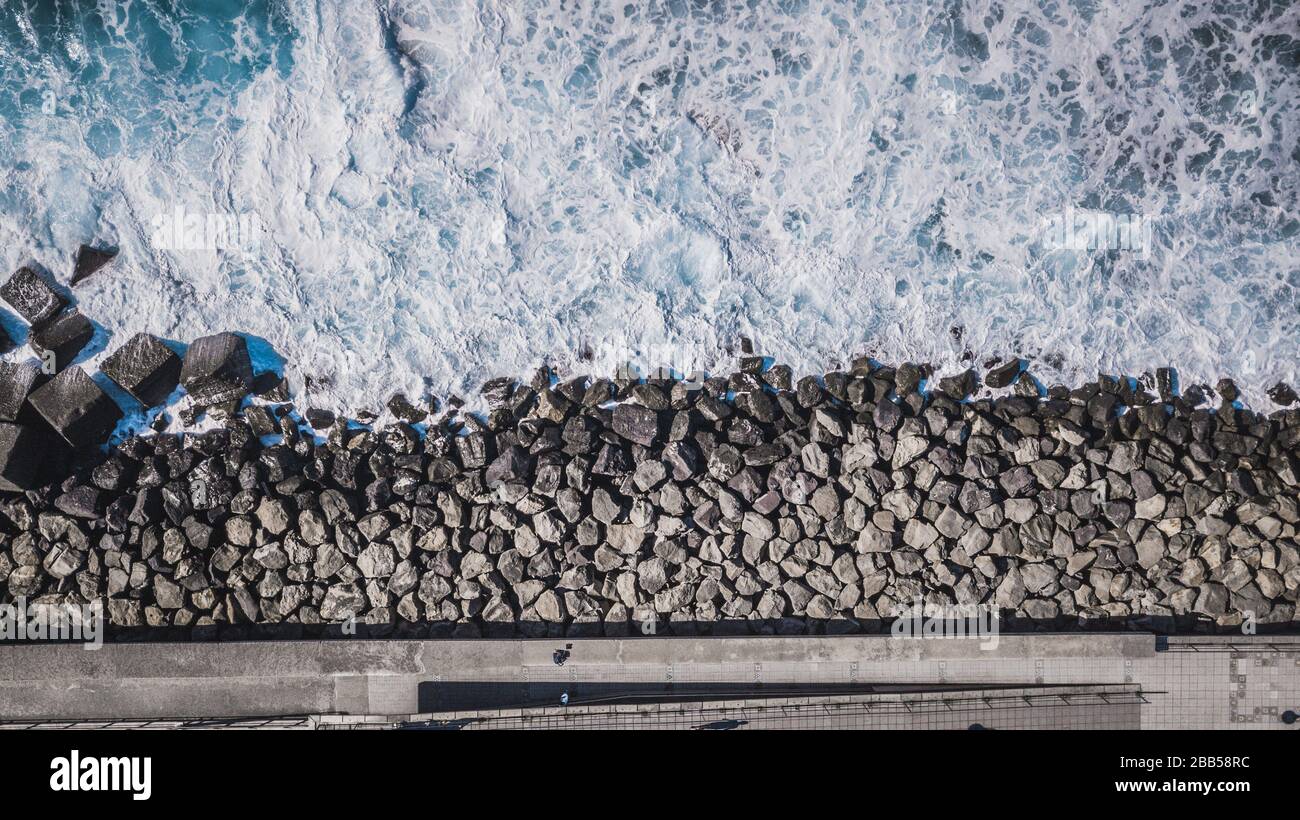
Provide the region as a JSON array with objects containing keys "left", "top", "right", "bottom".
[{"left": 0, "top": 1, "right": 1296, "bottom": 412}]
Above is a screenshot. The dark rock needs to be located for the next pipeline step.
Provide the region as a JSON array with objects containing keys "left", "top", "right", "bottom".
[
  {"left": 894, "top": 363, "right": 922, "bottom": 395},
  {"left": 0, "top": 350, "right": 1292, "bottom": 638},
  {"left": 795, "top": 376, "right": 822, "bottom": 407},
  {"left": 29, "top": 309, "right": 94, "bottom": 373},
  {"left": 0, "top": 362, "right": 47, "bottom": 423},
  {"left": 242, "top": 405, "right": 278, "bottom": 436},
  {"left": 480, "top": 377, "right": 515, "bottom": 407},
  {"left": 101, "top": 332, "right": 183, "bottom": 407},
  {"left": 71, "top": 244, "right": 118, "bottom": 286},
  {"left": 457, "top": 432, "right": 489, "bottom": 468},
  {"left": 179, "top": 332, "right": 254, "bottom": 407},
  {"left": 305, "top": 408, "right": 335, "bottom": 429},
  {"left": 612, "top": 403, "right": 659, "bottom": 447},
  {"left": 985, "top": 358, "right": 1022, "bottom": 389},
  {"left": 1215, "top": 378, "right": 1238, "bottom": 405},
  {"left": 54, "top": 485, "right": 103, "bottom": 518},
  {"left": 0, "top": 422, "right": 43, "bottom": 491},
  {"left": 937, "top": 369, "right": 978, "bottom": 400},
  {"left": 387, "top": 393, "right": 428, "bottom": 423},
  {"left": 1, "top": 267, "right": 68, "bottom": 327},
  {"left": 252, "top": 372, "right": 290, "bottom": 401},
  {"left": 486, "top": 445, "right": 531, "bottom": 488},
  {"left": 1013, "top": 371, "right": 1039, "bottom": 398},
  {"left": 630, "top": 383, "right": 670, "bottom": 410},
  {"left": 27, "top": 366, "right": 124, "bottom": 448},
  {"left": 1267, "top": 382, "right": 1297, "bottom": 406},
  {"left": 1155, "top": 368, "right": 1176, "bottom": 402},
  {"left": 873, "top": 398, "right": 901, "bottom": 432}
]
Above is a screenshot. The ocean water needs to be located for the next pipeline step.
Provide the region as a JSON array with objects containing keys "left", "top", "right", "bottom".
[{"left": 0, "top": 0, "right": 1296, "bottom": 419}]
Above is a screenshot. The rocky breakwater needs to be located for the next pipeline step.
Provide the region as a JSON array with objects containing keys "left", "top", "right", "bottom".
[{"left": 1, "top": 271, "right": 1300, "bottom": 638}]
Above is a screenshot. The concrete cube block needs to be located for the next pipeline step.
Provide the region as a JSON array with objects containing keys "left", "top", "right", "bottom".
[
  {"left": 0, "top": 361, "right": 47, "bottom": 422},
  {"left": 0, "top": 422, "right": 42, "bottom": 491},
  {"left": 180, "top": 332, "right": 253, "bottom": 407},
  {"left": 1, "top": 267, "right": 68, "bottom": 328},
  {"left": 29, "top": 309, "right": 94, "bottom": 372},
  {"left": 101, "top": 332, "right": 182, "bottom": 407},
  {"left": 28, "top": 366, "right": 123, "bottom": 448}
]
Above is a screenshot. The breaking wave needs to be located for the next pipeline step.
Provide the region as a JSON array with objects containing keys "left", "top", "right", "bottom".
[{"left": 0, "top": 0, "right": 1296, "bottom": 413}]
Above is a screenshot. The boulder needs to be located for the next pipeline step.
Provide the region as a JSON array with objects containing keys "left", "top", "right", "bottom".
[
  {"left": 486, "top": 445, "right": 531, "bottom": 488},
  {"left": 1268, "top": 382, "right": 1297, "bottom": 406},
  {"left": 1, "top": 267, "right": 68, "bottom": 327},
  {"left": 994, "top": 567, "right": 1027, "bottom": 609},
  {"left": 101, "top": 332, "right": 182, "bottom": 406},
  {"left": 29, "top": 309, "right": 94, "bottom": 372},
  {"left": 27, "top": 366, "right": 123, "bottom": 448},
  {"left": 985, "top": 358, "right": 1023, "bottom": 389},
  {"left": 304, "top": 408, "right": 335, "bottom": 430},
  {"left": 153, "top": 575, "right": 185, "bottom": 609},
  {"left": 320, "top": 584, "right": 366, "bottom": 621},
  {"left": 612, "top": 403, "right": 659, "bottom": 446},
  {"left": 937, "top": 369, "right": 978, "bottom": 400},
  {"left": 54, "top": 485, "right": 103, "bottom": 518},
  {"left": 179, "top": 332, "right": 253, "bottom": 407},
  {"left": 386, "top": 392, "right": 428, "bottom": 423},
  {"left": 43, "top": 544, "right": 83, "bottom": 579},
  {"left": 1194, "top": 583, "right": 1229, "bottom": 616}
]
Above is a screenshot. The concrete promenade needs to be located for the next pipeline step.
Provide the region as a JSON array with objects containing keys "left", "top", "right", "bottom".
[{"left": 1, "top": 634, "right": 1297, "bottom": 729}]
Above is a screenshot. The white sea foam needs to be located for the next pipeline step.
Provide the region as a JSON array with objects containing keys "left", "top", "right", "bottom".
[{"left": 0, "top": 0, "right": 1295, "bottom": 426}]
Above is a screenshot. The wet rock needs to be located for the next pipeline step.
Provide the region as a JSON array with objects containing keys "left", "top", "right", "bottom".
[
  {"left": 0, "top": 362, "right": 46, "bottom": 423},
  {"left": 27, "top": 366, "right": 124, "bottom": 448},
  {"left": 1215, "top": 378, "right": 1239, "bottom": 406},
  {"left": 71, "top": 244, "right": 118, "bottom": 286},
  {"left": 985, "top": 358, "right": 1022, "bottom": 389},
  {"left": 894, "top": 363, "right": 921, "bottom": 395},
  {"left": 1, "top": 267, "right": 68, "bottom": 327},
  {"left": 179, "top": 332, "right": 254, "bottom": 407},
  {"left": 253, "top": 373, "right": 290, "bottom": 401},
  {"left": 937, "top": 369, "right": 977, "bottom": 400},
  {"left": 305, "top": 408, "right": 335, "bottom": 430},
  {"left": 1267, "top": 382, "right": 1297, "bottom": 406},
  {"left": 101, "top": 333, "right": 182, "bottom": 407},
  {"left": 387, "top": 393, "right": 428, "bottom": 423},
  {"left": 29, "top": 309, "right": 94, "bottom": 372}
]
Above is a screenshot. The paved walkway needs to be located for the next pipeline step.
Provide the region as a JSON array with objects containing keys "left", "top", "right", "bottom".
[{"left": 1, "top": 634, "right": 1296, "bottom": 729}]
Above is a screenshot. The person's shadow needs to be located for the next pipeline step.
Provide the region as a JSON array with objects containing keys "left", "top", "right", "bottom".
[{"left": 693, "top": 720, "right": 748, "bottom": 730}]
